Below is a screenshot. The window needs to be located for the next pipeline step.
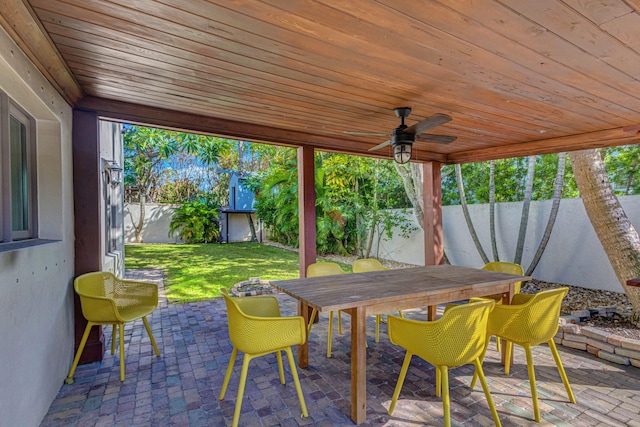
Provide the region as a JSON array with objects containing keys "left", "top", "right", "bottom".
[{"left": 1, "top": 92, "right": 37, "bottom": 243}]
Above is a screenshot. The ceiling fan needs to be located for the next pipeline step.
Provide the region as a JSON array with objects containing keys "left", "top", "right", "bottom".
[{"left": 344, "top": 107, "right": 456, "bottom": 164}]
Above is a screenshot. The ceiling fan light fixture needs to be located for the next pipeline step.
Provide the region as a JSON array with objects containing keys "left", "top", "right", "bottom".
[{"left": 393, "top": 142, "right": 412, "bottom": 164}]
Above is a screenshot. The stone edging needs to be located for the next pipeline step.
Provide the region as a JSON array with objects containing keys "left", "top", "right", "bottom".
[
  {"left": 230, "top": 278, "right": 277, "bottom": 297},
  {"left": 556, "top": 321, "right": 640, "bottom": 368}
]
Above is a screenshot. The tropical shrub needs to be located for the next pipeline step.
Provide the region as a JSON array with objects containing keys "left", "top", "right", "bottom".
[{"left": 169, "top": 200, "right": 220, "bottom": 243}]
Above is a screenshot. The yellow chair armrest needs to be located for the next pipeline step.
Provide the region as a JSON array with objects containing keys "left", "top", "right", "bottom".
[
  {"left": 78, "top": 293, "right": 122, "bottom": 323},
  {"left": 510, "top": 293, "right": 534, "bottom": 305},
  {"left": 469, "top": 297, "right": 493, "bottom": 303}
]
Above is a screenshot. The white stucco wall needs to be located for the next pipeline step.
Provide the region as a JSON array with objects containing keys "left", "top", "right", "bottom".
[
  {"left": 372, "top": 196, "right": 640, "bottom": 293},
  {"left": 123, "top": 204, "right": 260, "bottom": 243},
  {"left": 124, "top": 203, "right": 182, "bottom": 243},
  {"left": 0, "top": 27, "right": 75, "bottom": 427},
  {"left": 220, "top": 212, "right": 261, "bottom": 243}
]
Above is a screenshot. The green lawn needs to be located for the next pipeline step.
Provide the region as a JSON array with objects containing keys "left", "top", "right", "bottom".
[{"left": 125, "top": 243, "right": 352, "bottom": 303}]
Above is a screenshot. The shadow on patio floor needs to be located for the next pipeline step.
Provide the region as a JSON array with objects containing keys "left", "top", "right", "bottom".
[{"left": 41, "top": 269, "right": 640, "bottom": 426}]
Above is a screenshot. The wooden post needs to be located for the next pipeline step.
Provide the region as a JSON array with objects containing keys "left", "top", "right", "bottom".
[
  {"left": 423, "top": 161, "right": 444, "bottom": 321},
  {"left": 72, "top": 108, "right": 104, "bottom": 363},
  {"left": 297, "top": 146, "right": 316, "bottom": 278},
  {"left": 422, "top": 161, "right": 444, "bottom": 266}
]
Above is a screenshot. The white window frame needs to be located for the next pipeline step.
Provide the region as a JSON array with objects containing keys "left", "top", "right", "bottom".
[{"left": 0, "top": 91, "right": 37, "bottom": 243}]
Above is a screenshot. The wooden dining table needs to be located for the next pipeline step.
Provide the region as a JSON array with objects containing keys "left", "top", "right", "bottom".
[{"left": 270, "top": 264, "right": 530, "bottom": 425}]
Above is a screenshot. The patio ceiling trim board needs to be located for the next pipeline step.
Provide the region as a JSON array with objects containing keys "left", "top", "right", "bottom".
[
  {"left": 0, "top": 0, "right": 83, "bottom": 104},
  {"left": 76, "top": 96, "right": 450, "bottom": 162},
  {"left": 447, "top": 128, "right": 640, "bottom": 164}
]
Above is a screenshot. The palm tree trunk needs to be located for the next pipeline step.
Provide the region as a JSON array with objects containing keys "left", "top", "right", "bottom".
[
  {"left": 514, "top": 156, "right": 536, "bottom": 264},
  {"left": 455, "top": 164, "right": 489, "bottom": 264},
  {"left": 489, "top": 160, "right": 499, "bottom": 261},
  {"left": 570, "top": 149, "right": 640, "bottom": 323},
  {"left": 394, "top": 163, "right": 424, "bottom": 229},
  {"left": 526, "top": 153, "right": 566, "bottom": 275}
]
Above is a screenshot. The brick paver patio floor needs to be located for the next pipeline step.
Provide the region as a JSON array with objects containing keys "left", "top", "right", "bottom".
[{"left": 41, "top": 269, "right": 640, "bottom": 426}]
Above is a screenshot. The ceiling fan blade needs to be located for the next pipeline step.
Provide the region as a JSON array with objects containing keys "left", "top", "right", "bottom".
[
  {"left": 406, "top": 113, "right": 452, "bottom": 135},
  {"left": 415, "top": 134, "right": 457, "bottom": 144},
  {"left": 368, "top": 139, "right": 391, "bottom": 151},
  {"left": 344, "top": 131, "right": 391, "bottom": 137}
]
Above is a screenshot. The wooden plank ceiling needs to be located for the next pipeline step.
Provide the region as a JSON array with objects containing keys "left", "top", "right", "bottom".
[{"left": 3, "top": 0, "right": 640, "bottom": 163}]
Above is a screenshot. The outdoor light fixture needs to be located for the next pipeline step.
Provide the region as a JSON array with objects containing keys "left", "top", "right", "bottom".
[
  {"left": 393, "top": 142, "right": 412, "bottom": 164},
  {"left": 391, "top": 128, "right": 415, "bottom": 164},
  {"left": 104, "top": 159, "right": 123, "bottom": 187}
]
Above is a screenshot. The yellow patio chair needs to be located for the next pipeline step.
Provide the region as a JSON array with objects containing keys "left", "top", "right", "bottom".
[
  {"left": 481, "top": 261, "right": 524, "bottom": 351},
  {"left": 352, "top": 258, "right": 404, "bottom": 343},
  {"left": 219, "top": 289, "right": 308, "bottom": 427},
  {"left": 482, "top": 261, "right": 524, "bottom": 295},
  {"left": 65, "top": 271, "right": 160, "bottom": 384},
  {"left": 471, "top": 287, "right": 575, "bottom": 422},
  {"left": 387, "top": 299, "right": 501, "bottom": 427},
  {"left": 306, "top": 262, "right": 348, "bottom": 358}
]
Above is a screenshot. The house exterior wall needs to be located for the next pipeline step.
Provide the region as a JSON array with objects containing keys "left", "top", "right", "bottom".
[
  {"left": 0, "top": 27, "right": 75, "bottom": 427},
  {"left": 99, "top": 121, "right": 124, "bottom": 276},
  {"left": 371, "top": 196, "right": 640, "bottom": 293}
]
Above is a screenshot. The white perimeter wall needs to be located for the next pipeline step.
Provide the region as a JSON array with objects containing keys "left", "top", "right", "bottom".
[
  {"left": 124, "top": 204, "right": 260, "bottom": 243},
  {"left": 0, "top": 28, "right": 75, "bottom": 427},
  {"left": 371, "top": 196, "right": 640, "bottom": 293},
  {"left": 124, "top": 203, "right": 182, "bottom": 243}
]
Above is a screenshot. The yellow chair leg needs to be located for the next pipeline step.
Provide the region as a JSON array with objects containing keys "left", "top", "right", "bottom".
[
  {"left": 440, "top": 366, "right": 451, "bottom": 427},
  {"left": 504, "top": 341, "right": 513, "bottom": 375},
  {"left": 111, "top": 325, "right": 116, "bottom": 355},
  {"left": 388, "top": 352, "right": 412, "bottom": 414},
  {"left": 142, "top": 316, "right": 160, "bottom": 357},
  {"left": 473, "top": 359, "right": 502, "bottom": 427},
  {"left": 307, "top": 309, "right": 317, "bottom": 334},
  {"left": 65, "top": 321, "right": 95, "bottom": 385},
  {"left": 285, "top": 347, "right": 308, "bottom": 418},
  {"left": 276, "top": 350, "right": 285, "bottom": 384},
  {"left": 119, "top": 323, "right": 125, "bottom": 382},
  {"left": 232, "top": 354, "right": 254, "bottom": 427},
  {"left": 548, "top": 340, "right": 576, "bottom": 403},
  {"left": 496, "top": 335, "right": 501, "bottom": 353},
  {"left": 219, "top": 347, "right": 238, "bottom": 400},
  {"left": 470, "top": 337, "right": 490, "bottom": 389},
  {"left": 436, "top": 367, "right": 442, "bottom": 398},
  {"left": 327, "top": 311, "right": 334, "bottom": 358},
  {"left": 524, "top": 345, "right": 540, "bottom": 422},
  {"left": 375, "top": 315, "right": 381, "bottom": 343}
]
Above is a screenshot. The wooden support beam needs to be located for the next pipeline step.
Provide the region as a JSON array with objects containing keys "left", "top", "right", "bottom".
[
  {"left": 422, "top": 161, "right": 443, "bottom": 266},
  {"left": 447, "top": 128, "right": 639, "bottom": 164},
  {"left": 297, "top": 146, "right": 316, "bottom": 278},
  {"left": 72, "top": 108, "right": 104, "bottom": 363},
  {"left": 74, "top": 96, "right": 442, "bottom": 161}
]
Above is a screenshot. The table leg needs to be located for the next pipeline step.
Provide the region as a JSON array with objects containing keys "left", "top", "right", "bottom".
[
  {"left": 298, "top": 301, "right": 309, "bottom": 368},
  {"left": 350, "top": 307, "right": 367, "bottom": 424},
  {"left": 427, "top": 305, "right": 438, "bottom": 321},
  {"left": 500, "top": 283, "right": 516, "bottom": 366}
]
